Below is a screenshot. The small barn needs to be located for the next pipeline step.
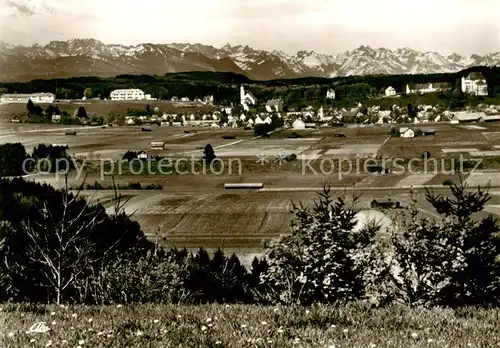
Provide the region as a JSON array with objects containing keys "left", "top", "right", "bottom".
[{"left": 150, "top": 141, "right": 165, "bottom": 150}]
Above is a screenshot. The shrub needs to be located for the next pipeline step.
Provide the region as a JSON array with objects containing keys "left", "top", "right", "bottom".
[
  {"left": 388, "top": 180, "right": 500, "bottom": 307},
  {"left": 260, "top": 186, "right": 380, "bottom": 305}
]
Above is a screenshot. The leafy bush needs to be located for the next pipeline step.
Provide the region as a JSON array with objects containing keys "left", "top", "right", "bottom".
[{"left": 260, "top": 187, "right": 380, "bottom": 305}]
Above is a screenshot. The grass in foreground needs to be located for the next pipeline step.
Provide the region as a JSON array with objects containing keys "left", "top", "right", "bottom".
[{"left": 1, "top": 303, "right": 500, "bottom": 347}]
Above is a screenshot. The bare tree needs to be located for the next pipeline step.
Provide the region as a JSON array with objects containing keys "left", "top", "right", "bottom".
[{"left": 19, "top": 175, "right": 105, "bottom": 304}]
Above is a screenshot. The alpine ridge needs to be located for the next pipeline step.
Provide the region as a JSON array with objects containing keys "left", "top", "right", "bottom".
[{"left": 1, "top": 39, "right": 499, "bottom": 82}]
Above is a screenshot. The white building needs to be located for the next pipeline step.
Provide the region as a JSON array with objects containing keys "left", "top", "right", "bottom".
[
  {"left": 385, "top": 86, "right": 397, "bottom": 97},
  {"left": 399, "top": 127, "right": 415, "bottom": 138},
  {"left": 292, "top": 118, "right": 306, "bottom": 130},
  {"left": 326, "top": 88, "right": 336, "bottom": 100},
  {"left": 110, "top": 89, "right": 145, "bottom": 101},
  {"left": 0, "top": 93, "right": 55, "bottom": 104},
  {"left": 461, "top": 72, "right": 488, "bottom": 96},
  {"left": 405, "top": 83, "right": 451, "bottom": 95},
  {"left": 240, "top": 85, "right": 257, "bottom": 108}
]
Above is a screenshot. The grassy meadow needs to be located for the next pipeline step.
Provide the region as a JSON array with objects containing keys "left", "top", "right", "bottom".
[{"left": 1, "top": 303, "right": 500, "bottom": 347}]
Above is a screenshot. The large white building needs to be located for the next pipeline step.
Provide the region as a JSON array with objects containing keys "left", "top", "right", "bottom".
[
  {"left": 326, "top": 88, "right": 336, "bottom": 100},
  {"left": 0, "top": 93, "right": 55, "bottom": 104},
  {"left": 461, "top": 72, "right": 488, "bottom": 96},
  {"left": 110, "top": 89, "right": 150, "bottom": 100},
  {"left": 405, "top": 83, "right": 451, "bottom": 95}
]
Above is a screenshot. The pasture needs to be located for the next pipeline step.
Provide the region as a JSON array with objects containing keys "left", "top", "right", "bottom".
[
  {"left": 2, "top": 303, "right": 500, "bottom": 348},
  {"left": 0, "top": 99, "right": 217, "bottom": 121},
  {"left": 5, "top": 120, "right": 500, "bottom": 259}
]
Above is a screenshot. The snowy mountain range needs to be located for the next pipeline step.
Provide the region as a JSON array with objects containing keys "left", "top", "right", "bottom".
[{"left": 1, "top": 39, "right": 499, "bottom": 81}]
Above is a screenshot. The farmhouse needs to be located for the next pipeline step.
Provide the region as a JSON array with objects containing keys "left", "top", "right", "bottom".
[
  {"left": 385, "top": 86, "right": 397, "bottom": 97},
  {"left": 326, "top": 88, "right": 336, "bottom": 100},
  {"left": 461, "top": 72, "right": 488, "bottom": 96},
  {"left": 450, "top": 112, "right": 486, "bottom": 123},
  {"left": 292, "top": 118, "right": 306, "bottom": 130},
  {"left": 265, "top": 99, "right": 283, "bottom": 112},
  {"left": 110, "top": 89, "right": 146, "bottom": 101},
  {"left": 399, "top": 127, "right": 415, "bottom": 138},
  {"left": 0, "top": 92, "right": 55, "bottom": 104}
]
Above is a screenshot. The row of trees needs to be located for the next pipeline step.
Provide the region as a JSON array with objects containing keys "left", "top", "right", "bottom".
[
  {"left": 3, "top": 67, "right": 499, "bottom": 108},
  {"left": 0, "top": 143, "right": 73, "bottom": 176},
  {"left": 0, "top": 175, "right": 499, "bottom": 307}
]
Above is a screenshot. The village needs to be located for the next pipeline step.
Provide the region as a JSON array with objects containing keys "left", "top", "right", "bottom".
[{"left": 1, "top": 72, "right": 498, "bottom": 136}]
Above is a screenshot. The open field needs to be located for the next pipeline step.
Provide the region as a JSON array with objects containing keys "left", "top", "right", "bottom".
[
  {"left": 0, "top": 100, "right": 217, "bottom": 121},
  {"left": 2, "top": 303, "right": 500, "bottom": 348},
  {"left": 5, "top": 121, "right": 500, "bottom": 258}
]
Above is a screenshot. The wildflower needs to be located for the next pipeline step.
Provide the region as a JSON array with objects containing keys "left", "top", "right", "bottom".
[
  {"left": 88, "top": 318, "right": 93, "bottom": 323},
  {"left": 268, "top": 340, "right": 273, "bottom": 343},
  {"left": 50, "top": 312, "right": 56, "bottom": 316},
  {"left": 136, "top": 331, "right": 143, "bottom": 337},
  {"left": 106, "top": 334, "right": 113, "bottom": 338},
  {"left": 208, "top": 323, "right": 213, "bottom": 327},
  {"left": 241, "top": 324, "right": 247, "bottom": 328},
  {"left": 273, "top": 307, "right": 279, "bottom": 313},
  {"left": 71, "top": 313, "right": 77, "bottom": 318},
  {"left": 331, "top": 324, "right": 336, "bottom": 328},
  {"left": 51, "top": 321, "right": 56, "bottom": 325},
  {"left": 328, "top": 345, "right": 336, "bottom": 348},
  {"left": 343, "top": 329, "right": 349, "bottom": 333},
  {"left": 201, "top": 326, "right": 207, "bottom": 332},
  {"left": 61, "top": 340, "right": 68, "bottom": 344},
  {"left": 153, "top": 319, "right": 159, "bottom": 324},
  {"left": 45, "top": 340, "right": 52, "bottom": 347},
  {"left": 30, "top": 339, "right": 36, "bottom": 343},
  {"left": 97, "top": 332, "right": 103, "bottom": 336},
  {"left": 206, "top": 318, "right": 212, "bottom": 323},
  {"left": 8, "top": 332, "right": 15, "bottom": 337},
  {"left": 370, "top": 344, "right": 377, "bottom": 347},
  {"left": 78, "top": 339, "right": 85, "bottom": 345},
  {"left": 427, "top": 339, "right": 435, "bottom": 343},
  {"left": 411, "top": 332, "right": 418, "bottom": 339},
  {"left": 177, "top": 314, "right": 182, "bottom": 318},
  {"left": 225, "top": 304, "right": 230, "bottom": 308},
  {"left": 215, "top": 341, "right": 222, "bottom": 345},
  {"left": 277, "top": 328, "right": 284, "bottom": 334},
  {"left": 116, "top": 304, "right": 122, "bottom": 308},
  {"left": 77, "top": 346, "right": 82, "bottom": 348},
  {"left": 305, "top": 310, "right": 310, "bottom": 314},
  {"left": 261, "top": 321, "right": 267, "bottom": 325}
]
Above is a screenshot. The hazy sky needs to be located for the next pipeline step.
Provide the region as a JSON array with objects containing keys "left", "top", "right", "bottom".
[{"left": 1, "top": 0, "right": 499, "bottom": 55}]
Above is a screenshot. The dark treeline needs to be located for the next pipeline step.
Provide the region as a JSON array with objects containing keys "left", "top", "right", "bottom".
[{"left": 2, "top": 67, "right": 500, "bottom": 105}]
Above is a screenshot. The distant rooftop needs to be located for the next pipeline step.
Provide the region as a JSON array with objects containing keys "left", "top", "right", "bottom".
[{"left": 466, "top": 72, "right": 486, "bottom": 80}]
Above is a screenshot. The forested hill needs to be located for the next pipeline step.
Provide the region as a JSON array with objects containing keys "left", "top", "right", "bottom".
[{"left": 1, "top": 67, "right": 499, "bottom": 105}]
